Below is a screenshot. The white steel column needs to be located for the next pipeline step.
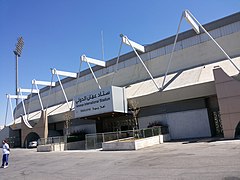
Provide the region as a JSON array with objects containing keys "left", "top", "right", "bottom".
[
  {"left": 121, "top": 34, "right": 160, "bottom": 91},
  {"left": 81, "top": 55, "right": 106, "bottom": 89},
  {"left": 51, "top": 68, "right": 77, "bottom": 110}
]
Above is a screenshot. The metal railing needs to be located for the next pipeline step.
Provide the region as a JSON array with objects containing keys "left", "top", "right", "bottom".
[
  {"left": 38, "top": 136, "right": 65, "bottom": 145},
  {"left": 85, "top": 126, "right": 168, "bottom": 150}
]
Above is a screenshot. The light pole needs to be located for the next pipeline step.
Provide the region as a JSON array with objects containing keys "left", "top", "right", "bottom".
[{"left": 13, "top": 37, "right": 24, "bottom": 106}]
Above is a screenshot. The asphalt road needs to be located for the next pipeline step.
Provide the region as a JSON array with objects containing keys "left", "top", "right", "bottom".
[{"left": 0, "top": 139, "right": 240, "bottom": 180}]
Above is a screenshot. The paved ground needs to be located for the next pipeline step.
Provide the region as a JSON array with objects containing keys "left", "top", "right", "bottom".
[{"left": 0, "top": 139, "right": 240, "bottom": 180}]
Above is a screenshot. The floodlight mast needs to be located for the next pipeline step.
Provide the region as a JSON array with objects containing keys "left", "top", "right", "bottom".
[{"left": 13, "top": 37, "right": 24, "bottom": 106}]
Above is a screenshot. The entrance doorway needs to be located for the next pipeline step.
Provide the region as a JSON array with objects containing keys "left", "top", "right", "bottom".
[
  {"left": 96, "top": 114, "right": 134, "bottom": 133},
  {"left": 24, "top": 132, "right": 40, "bottom": 148}
]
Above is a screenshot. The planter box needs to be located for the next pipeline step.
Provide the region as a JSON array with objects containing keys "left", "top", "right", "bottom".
[
  {"left": 37, "top": 143, "right": 65, "bottom": 152},
  {"left": 37, "top": 145, "right": 52, "bottom": 152},
  {"left": 102, "top": 134, "right": 170, "bottom": 151},
  {"left": 66, "top": 140, "right": 85, "bottom": 150}
]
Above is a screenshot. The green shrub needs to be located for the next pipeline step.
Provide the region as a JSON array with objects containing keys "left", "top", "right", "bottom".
[{"left": 67, "top": 129, "right": 87, "bottom": 142}]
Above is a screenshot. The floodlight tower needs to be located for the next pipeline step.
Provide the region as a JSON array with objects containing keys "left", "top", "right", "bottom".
[{"left": 13, "top": 36, "right": 24, "bottom": 106}]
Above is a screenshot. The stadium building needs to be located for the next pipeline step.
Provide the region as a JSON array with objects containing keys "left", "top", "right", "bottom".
[{"left": 3, "top": 11, "right": 240, "bottom": 147}]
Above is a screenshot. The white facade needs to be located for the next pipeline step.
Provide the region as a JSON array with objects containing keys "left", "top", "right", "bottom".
[{"left": 13, "top": 12, "right": 240, "bottom": 140}]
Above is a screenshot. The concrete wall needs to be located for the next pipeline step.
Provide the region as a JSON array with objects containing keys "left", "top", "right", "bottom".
[
  {"left": 102, "top": 135, "right": 166, "bottom": 151},
  {"left": 213, "top": 67, "right": 240, "bottom": 138},
  {"left": 0, "top": 127, "right": 9, "bottom": 147},
  {"left": 37, "top": 143, "right": 65, "bottom": 152},
  {"left": 135, "top": 135, "right": 164, "bottom": 150},
  {"left": 167, "top": 109, "right": 211, "bottom": 139},
  {"left": 139, "top": 109, "right": 211, "bottom": 140}
]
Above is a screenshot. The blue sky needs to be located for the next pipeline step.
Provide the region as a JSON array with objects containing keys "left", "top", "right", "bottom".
[{"left": 0, "top": 0, "right": 239, "bottom": 126}]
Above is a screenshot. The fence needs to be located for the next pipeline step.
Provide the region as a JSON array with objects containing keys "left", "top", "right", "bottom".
[
  {"left": 38, "top": 136, "right": 65, "bottom": 145},
  {"left": 85, "top": 126, "right": 168, "bottom": 150}
]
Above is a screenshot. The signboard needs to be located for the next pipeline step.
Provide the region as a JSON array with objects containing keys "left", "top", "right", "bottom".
[{"left": 74, "top": 86, "right": 127, "bottom": 118}]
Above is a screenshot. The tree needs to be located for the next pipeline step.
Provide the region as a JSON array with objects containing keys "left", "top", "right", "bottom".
[
  {"left": 128, "top": 99, "right": 140, "bottom": 130},
  {"left": 64, "top": 111, "right": 72, "bottom": 136}
]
